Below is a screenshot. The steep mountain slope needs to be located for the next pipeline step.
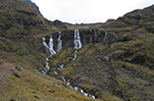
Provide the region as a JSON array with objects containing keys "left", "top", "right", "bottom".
[
  {"left": 44, "top": 5, "right": 154, "bottom": 101},
  {"left": 0, "top": 0, "right": 100, "bottom": 101},
  {"left": 0, "top": 0, "right": 154, "bottom": 101}
]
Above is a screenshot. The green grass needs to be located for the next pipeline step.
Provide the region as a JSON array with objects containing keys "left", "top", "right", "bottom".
[{"left": 0, "top": 67, "right": 101, "bottom": 101}]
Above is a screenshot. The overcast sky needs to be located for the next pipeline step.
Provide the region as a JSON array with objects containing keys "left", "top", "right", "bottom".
[{"left": 31, "top": 0, "right": 153, "bottom": 24}]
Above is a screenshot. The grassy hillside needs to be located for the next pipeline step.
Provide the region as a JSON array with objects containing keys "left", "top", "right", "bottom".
[
  {"left": 0, "top": 0, "right": 101, "bottom": 101},
  {"left": 0, "top": 61, "right": 100, "bottom": 101},
  {"left": 48, "top": 5, "right": 154, "bottom": 101},
  {"left": 0, "top": 0, "right": 154, "bottom": 101}
]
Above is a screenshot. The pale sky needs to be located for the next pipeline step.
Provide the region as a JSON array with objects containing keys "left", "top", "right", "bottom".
[{"left": 31, "top": 0, "right": 154, "bottom": 24}]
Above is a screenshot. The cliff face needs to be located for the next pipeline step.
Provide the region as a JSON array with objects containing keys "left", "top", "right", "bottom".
[{"left": 0, "top": 0, "right": 154, "bottom": 101}]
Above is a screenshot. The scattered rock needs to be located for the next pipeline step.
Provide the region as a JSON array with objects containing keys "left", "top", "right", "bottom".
[
  {"left": 10, "top": 99, "right": 16, "bottom": 101},
  {"left": 48, "top": 90, "right": 55, "bottom": 93},
  {"left": 32, "top": 91, "right": 36, "bottom": 94},
  {"left": 34, "top": 95, "right": 40, "bottom": 99},
  {"left": 15, "top": 65, "right": 21, "bottom": 71},
  {"left": 13, "top": 72, "right": 20, "bottom": 78},
  {"left": 0, "top": 60, "right": 4, "bottom": 65},
  {"left": 62, "top": 83, "right": 67, "bottom": 87},
  {"left": 10, "top": 67, "right": 15, "bottom": 71}
]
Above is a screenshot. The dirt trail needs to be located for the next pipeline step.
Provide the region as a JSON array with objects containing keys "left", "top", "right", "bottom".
[{"left": 0, "top": 60, "right": 14, "bottom": 87}]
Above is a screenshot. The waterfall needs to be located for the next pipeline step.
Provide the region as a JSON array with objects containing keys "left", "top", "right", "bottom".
[
  {"left": 42, "top": 30, "right": 96, "bottom": 99},
  {"left": 58, "top": 64, "right": 64, "bottom": 70},
  {"left": 42, "top": 35, "right": 56, "bottom": 74},
  {"left": 57, "top": 31, "right": 62, "bottom": 52},
  {"left": 72, "top": 50, "right": 77, "bottom": 61},
  {"left": 73, "top": 29, "right": 82, "bottom": 61},
  {"left": 74, "top": 87, "right": 95, "bottom": 99},
  {"left": 90, "top": 29, "right": 92, "bottom": 43},
  {"left": 103, "top": 29, "right": 108, "bottom": 42},
  {"left": 42, "top": 58, "right": 50, "bottom": 74},
  {"left": 94, "top": 27, "right": 97, "bottom": 42},
  {"left": 49, "top": 35, "right": 56, "bottom": 56},
  {"left": 42, "top": 37, "right": 49, "bottom": 49},
  {"left": 104, "top": 53, "right": 112, "bottom": 62},
  {"left": 94, "top": 27, "right": 97, "bottom": 37},
  {"left": 74, "top": 29, "right": 82, "bottom": 49}
]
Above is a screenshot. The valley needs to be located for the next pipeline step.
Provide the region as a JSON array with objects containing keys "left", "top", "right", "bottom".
[{"left": 0, "top": 0, "right": 154, "bottom": 101}]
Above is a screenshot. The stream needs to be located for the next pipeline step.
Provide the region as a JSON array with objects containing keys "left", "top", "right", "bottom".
[{"left": 42, "top": 28, "right": 108, "bottom": 99}]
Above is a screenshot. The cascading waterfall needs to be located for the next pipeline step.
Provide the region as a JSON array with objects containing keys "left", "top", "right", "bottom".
[
  {"left": 94, "top": 27, "right": 97, "bottom": 42},
  {"left": 42, "top": 37, "right": 49, "bottom": 50},
  {"left": 42, "top": 58, "right": 50, "bottom": 74},
  {"left": 42, "top": 35, "right": 56, "bottom": 74},
  {"left": 49, "top": 35, "right": 56, "bottom": 56},
  {"left": 72, "top": 29, "right": 95, "bottom": 98},
  {"left": 73, "top": 29, "right": 82, "bottom": 61},
  {"left": 103, "top": 29, "right": 108, "bottom": 42},
  {"left": 42, "top": 30, "right": 96, "bottom": 99},
  {"left": 74, "top": 87, "right": 95, "bottom": 99},
  {"left": 72, "top": 50, "right": 77, "bottom": 61},
  {"left": 89, "top": 29, "right": 92, "bottom": 43},
  {"left": 58, "top": 64, "right": 64, "bottom": 70},
  {"left": 74, "top": 29, "right": 82, "bottom": 49},
  {"left": 57, "top": 31, "right": 62, "bottom": 52}
]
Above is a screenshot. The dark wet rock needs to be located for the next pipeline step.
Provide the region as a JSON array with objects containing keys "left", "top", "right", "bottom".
[
  {"left": 10, "top": 99, "right": 16, "bottom": 101},
  {"left": 48, "top": 90, "right": 55, "bottom": 93},
  {"left": 32, "top": 91, "right": 36, "bottom": 94},
  {"left": 13, "top": 72, "right": 20, "bottom": 78},
  {"left": 34, "top": 95, "right": 39, "bottom": 99}
]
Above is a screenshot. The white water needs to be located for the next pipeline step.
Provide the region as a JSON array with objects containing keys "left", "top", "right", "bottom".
[
  {"left": 74, "top": 87, "right": 95, "bottom": 99},
  {"left": 90, "top": 29, "right": 92, "bottom": 43},
  {"left": 54, "top": 71, "right": 58, "bottom": 75},
  {"left": 49, "top": 35, "right": 56, "bottom": 56},
  {"left": 74, "top": 29, "right": 82, "bottom": 49},
  {"left": 104, "top": 55, "right": 109, "bottom": 61},
  {"left": 103, "top": 29, "right": 108, "bottom": 42},
  {"left": 42, "top": 30, "right": 96, "bottom": 99},
  {"left": 72, "top": 50, "right": 77, "bottom": 61},
  {"left": 104, "top": 53, "right": 112, "bottom": 62},
  {"left": 42, "top": 58, "right": 50, "bottom": 74},
  {"left": 94, "top": 27, "right": 97, "bottom": 42},
  {"left": 57, "top": 31, "right": 62, "bottom": 52},
  {"left": 61, "top": 75, "right": 70, "bottom": 86},
  {"left": 73, "top": 29, "right": 82, "bottom": 61},
  {"left": 72, "top": 29, "right": 95, "bottom": 98},
  {"left": 42, "top": 37, "right": 49, "bottom": 49},
  {"left": 42, "top": 35, "right": 56, "bottom": 74},
  {"left": 94, "top": 27, "right": 97, "bottom": 37},
  {"left": 58, "top": 64, "right": 64, "bottom": 70}
]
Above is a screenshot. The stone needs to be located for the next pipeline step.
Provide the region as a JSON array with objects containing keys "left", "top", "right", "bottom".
[
  {"left": 15, "top": 65, "right": 21, "bottom": 71},
  {"left": 10, "top": 99, "right": 16, "bottom": 101},
  {"left": 13, "top": 72, "right": 20, "bottom": 78},
  {"left": 48, "top": 90, "right": 55, "bottom": 93},
  {"left": 34, "top": 95, "right": 40, "bottom": 99}
]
